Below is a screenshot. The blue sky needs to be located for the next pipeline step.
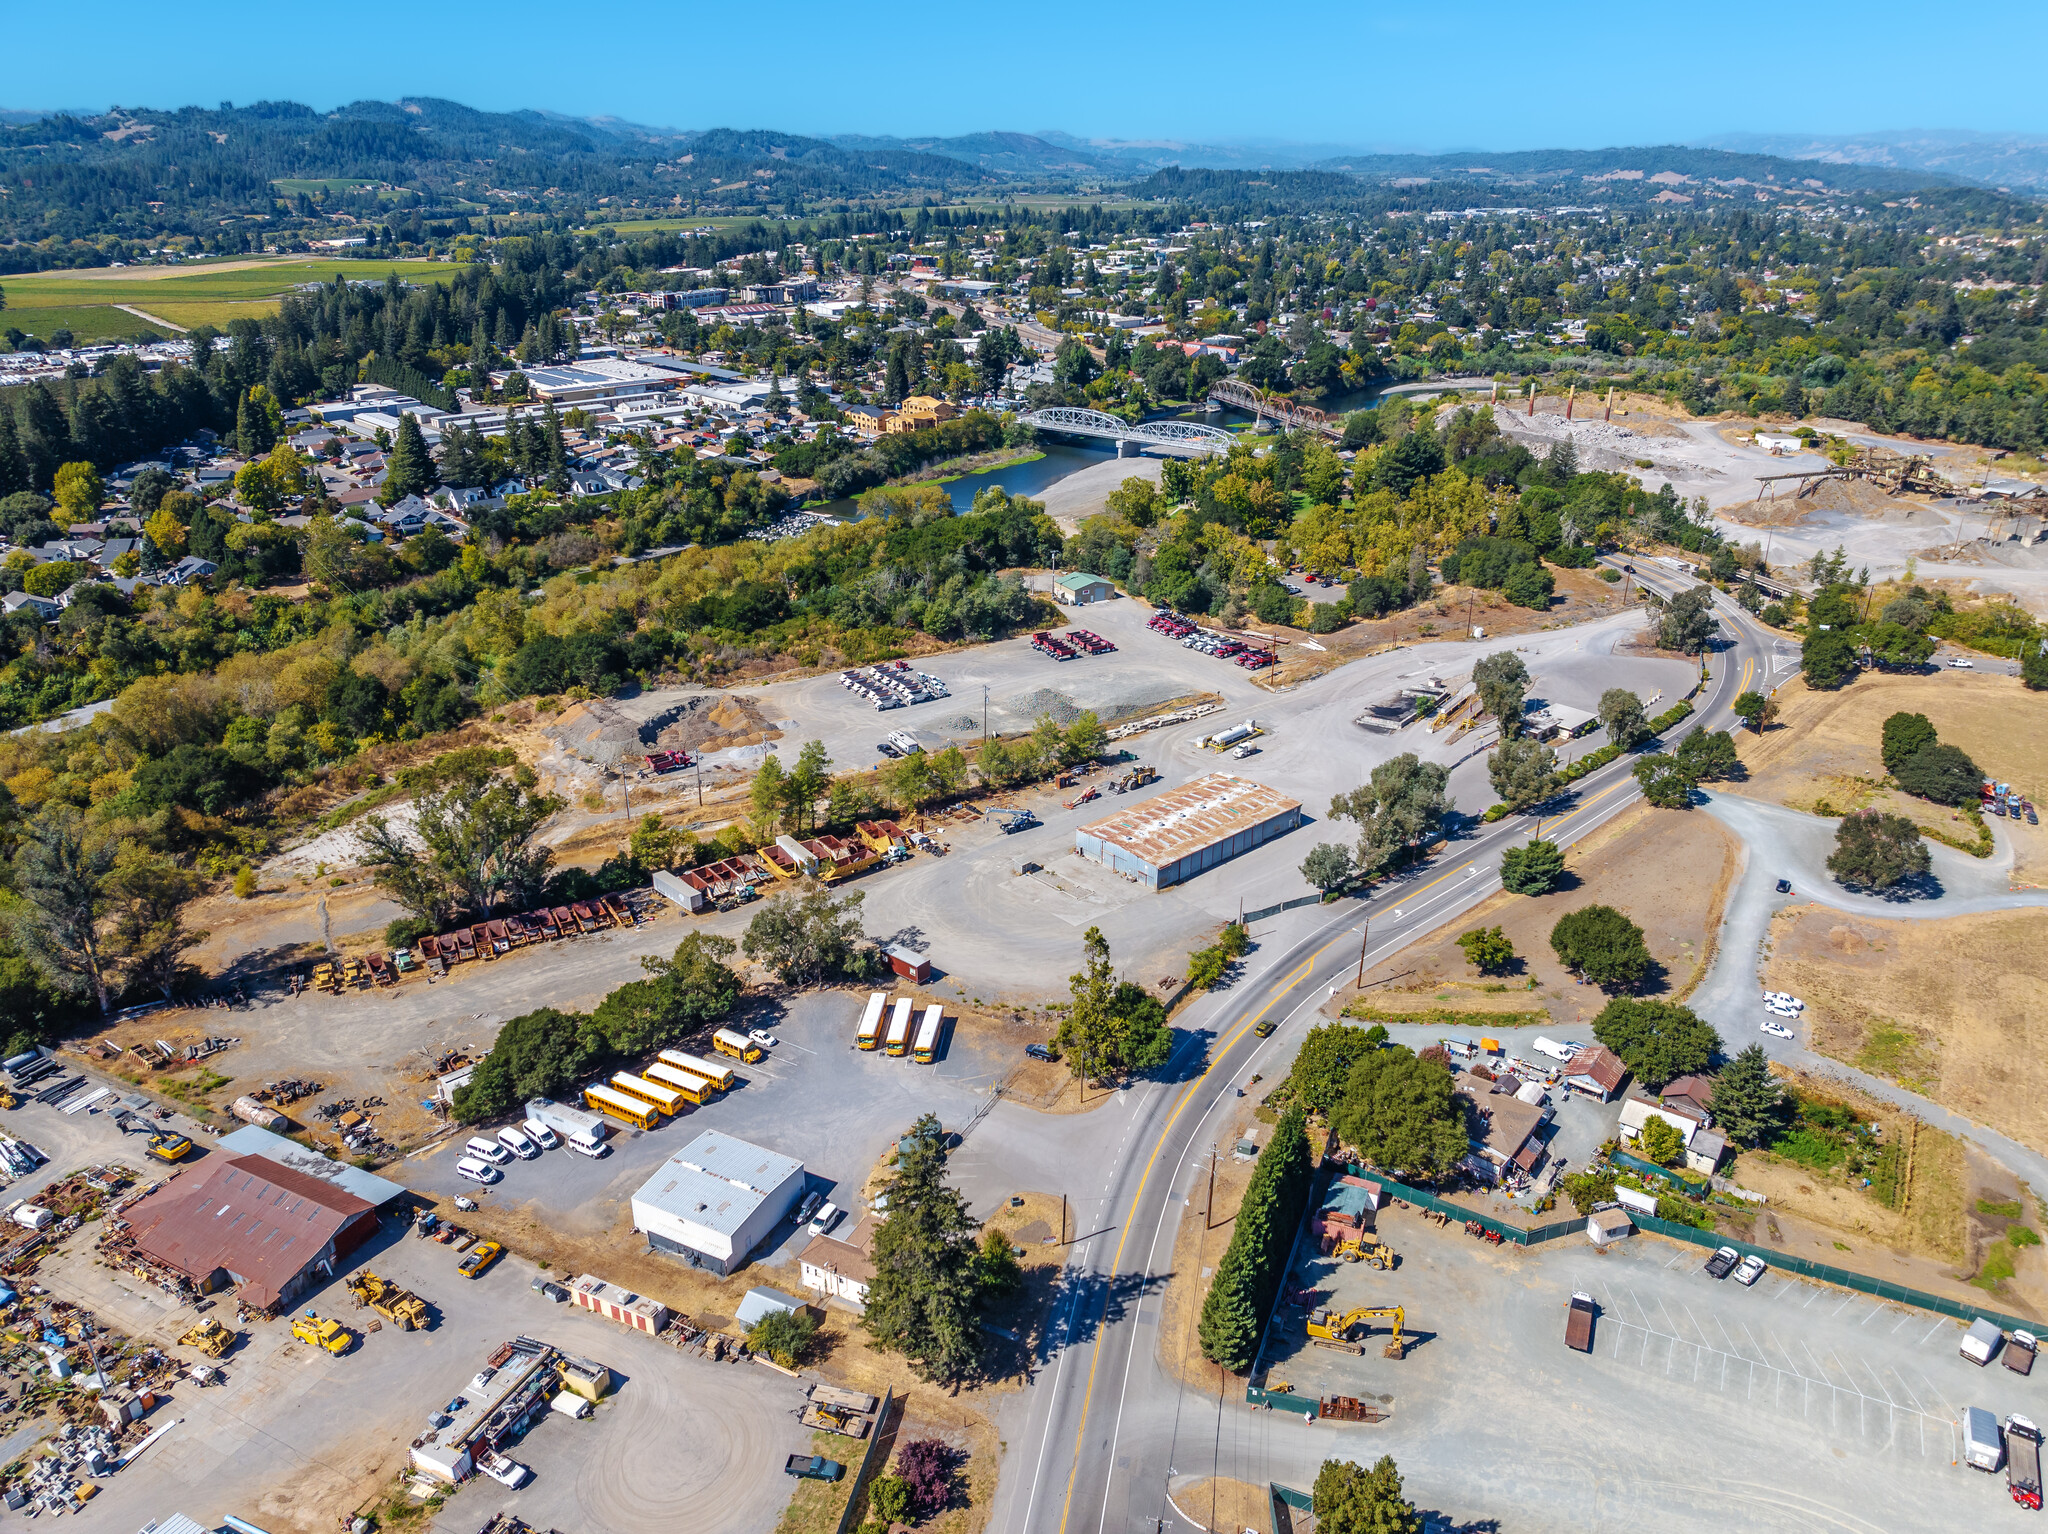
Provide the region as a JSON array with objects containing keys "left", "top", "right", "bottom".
[{"left": 12, "top": 1, "right": 2048, "bottom": 148}]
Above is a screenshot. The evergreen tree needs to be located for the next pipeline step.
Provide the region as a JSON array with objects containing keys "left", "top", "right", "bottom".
[
  {"left": 381, "top": 412, "right": 434, "bottom": 503},
  {"left": 17, "top": 382, "right": 71, "bottom": 490},
  {"left": 860, "top": 1113, "right": 985, "bottom": 1384},
  {"left": 1499, "top": 838, "right": 1564, "bottom": 895},
  {"left": 1707, "top": 1045, "right": 1784, "bottom": 1148},
  {"left": 542, "top": 402, "right": 569, "bottom": 492},
  {"left": 0, "top": 409, "right": 29, "bottom": 498}
]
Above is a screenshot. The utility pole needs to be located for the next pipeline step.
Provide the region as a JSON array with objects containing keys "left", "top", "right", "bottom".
[
  {"left": 1205, "top": 1150, "right": 1216, "bottom": 1231},
  {"left": 694, "top": 754, "right": 703, "bottom": 807},
  {"left": 982, "top": 682, "right": 990, "bottom": 743},
  {"left": 1354, "top": 918, "right": 1370, "bottom": 987}
]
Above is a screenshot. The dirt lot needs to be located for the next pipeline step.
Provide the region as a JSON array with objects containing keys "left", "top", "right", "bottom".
[
  {"left": 1764, "top": 905, "right": 2048, "bottom": 1157},
  {"left": 1167, "top": 1477, "right": 1271, "bottom": 1533},
  {"left": 1338, "top": 800, "right": 1740, "bottom": 1024},
  {"left": 1719, "top": 1067, "right": 2048, "bottom": 1317},
  {"left": 1736, "top": 671, "right": 2048, "bottom": 878}
]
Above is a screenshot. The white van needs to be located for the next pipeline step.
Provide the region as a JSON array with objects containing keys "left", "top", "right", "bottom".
[
  {"left": 455, "top": 1157, "right": 502, "bottom": 1185},
  {"left": 496, "top": 1126, "right": 540, "bottom": 1160},
  {"left": 1531, "top": 1037, "right": 1575, "bottom": 1063},
  {"left": 808, "top": 1201, "right": 842, "bottom": 1237},
  {"left": 464, "top": 1136, "right": 513, "bottom": 1166},
  {"left": 566, "top": 1131, "right": 610, "bottom": 1159},
  {"left": 521, "top": 1118, "right": 560, "bottom": 1151}
]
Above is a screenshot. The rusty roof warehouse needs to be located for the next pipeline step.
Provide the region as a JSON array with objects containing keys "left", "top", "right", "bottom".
[
  {"left": 1074, "top": 772, "right": 1303, "bottom": 889},
  {"left": 120, "top": 1153, "right": 397, "bottom": 1312}
]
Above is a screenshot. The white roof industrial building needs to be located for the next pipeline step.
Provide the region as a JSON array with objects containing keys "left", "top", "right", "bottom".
[
  {"left": 629, "top": 1130, "right": 806, "bottom": 1277},
  {"left": 1074, "top": 772, "right": 1303, "bottom": 889}
]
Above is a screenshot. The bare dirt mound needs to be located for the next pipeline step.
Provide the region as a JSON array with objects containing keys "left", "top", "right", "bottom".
[
  {"left": 545, "top": 693, "right": 780, "bottom": 765},
  {"left": 653, "top": 693, "right": 778, "bottom": 753}
]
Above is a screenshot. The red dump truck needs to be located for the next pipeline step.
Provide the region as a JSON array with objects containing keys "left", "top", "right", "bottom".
[{"left": 1565, "top": 1293, "right": 1596, "bottom": 1353}]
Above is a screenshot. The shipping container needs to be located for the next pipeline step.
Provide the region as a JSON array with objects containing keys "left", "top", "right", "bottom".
[
  {"left": 913, "top": 1004, "right": 943, "bottom": 1064},
  {"left": 884, "top": 998, "right": 914, "bottom": 1057},
  {"left": 583, "top": 1083, "right": 658, "bottom": 1131},
  {"left": 525, "top": 1097, "right": 609, "bottom": 1143},
  {"left": 658, "top": 1049, "right": 735, "bottom": 1091},
  {"left": 855, "top": 992, "right": 887, "bottom": 1051},
  {"left": 612, "top": 1071, "right": 697, "bottom": 1114},
  {"left": 713, "top": 1028, "right": 764, "bottom": 1063}
]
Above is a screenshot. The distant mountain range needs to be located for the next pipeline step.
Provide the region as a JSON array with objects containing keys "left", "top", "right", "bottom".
[{"left": 1697, "top": 129, "right": 2048, "bottom": 191}]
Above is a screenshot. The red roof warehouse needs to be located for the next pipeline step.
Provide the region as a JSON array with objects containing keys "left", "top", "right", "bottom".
[{"left": 122, "top": 1155, "right": 384, "bottom": 1312}]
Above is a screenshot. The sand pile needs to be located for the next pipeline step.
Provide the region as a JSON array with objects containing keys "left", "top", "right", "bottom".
[{"left": 651, "top": 693, "right": 779, "bottom": 754}]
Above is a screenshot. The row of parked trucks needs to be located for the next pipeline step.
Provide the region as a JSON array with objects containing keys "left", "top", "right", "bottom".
[
  {"left": 1146, "top": 610, "right": 1277, "bottom": 669},
  {"left": 1984, "top": 779, "right": 2040, "bottom": 825},
  {"left": 309, "top": 897, "right": 636, "bottom": 991},
  {"left": 1030, "top": 629, "right": 1115, "bottom": 661}
]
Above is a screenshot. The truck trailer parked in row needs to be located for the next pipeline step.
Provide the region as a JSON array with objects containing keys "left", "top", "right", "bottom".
[{"left": 2010, "top": 1415, "right": 2044, "bottom": 1509}]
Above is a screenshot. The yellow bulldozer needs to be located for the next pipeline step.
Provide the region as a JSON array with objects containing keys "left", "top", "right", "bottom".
[
  {"left": 178, "top": 1318, "right": 235, "bottom": 1358},
  {"left": 346, "top": 1270, "right": 429, "bottom": 1331},
  {"left": 1333, "top": 1233, "right": 1397, "bottom": 1270},
  {"left": 1305, "top": 1305, "right": 1406, "bottom": 1360}
]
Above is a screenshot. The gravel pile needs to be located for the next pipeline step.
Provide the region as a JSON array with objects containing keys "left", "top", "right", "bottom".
[
  {"left": 940, "top": 714, "right": 981, "bottom": 732},
  {"left": 1006, "top": 688, "right": 1084, "bottom": 724}
]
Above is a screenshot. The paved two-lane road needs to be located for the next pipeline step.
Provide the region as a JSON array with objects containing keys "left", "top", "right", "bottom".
[{"left": 996, "top": 570, "right": 1775, "bottom": 1534}]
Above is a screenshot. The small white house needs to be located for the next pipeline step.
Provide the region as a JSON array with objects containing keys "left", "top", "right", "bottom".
[
  {"left": 1755, "top": 432, "right": 1806, "bottom": 455},
  {"left": 1618, "top": 1098, "right": 1698, "bottom": 1150}
]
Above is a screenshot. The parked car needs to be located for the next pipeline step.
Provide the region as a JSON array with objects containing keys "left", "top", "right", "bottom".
[
  {"left": 1025, "top": 1043, "right": 1055, "bottom": 1061},
  {"left": 458, "top": 1240, "right": 504, "bottom": 1279},
  {"left": 808, "top": 1202, "right": 843, "bottom": 1237},
  {"left": 1949, "top": 657, "right": 1975, "bottom": 668},
  {"left": 455, "top": 1157, "right": 502, "bottom": 1185},
  {"left": 1734, "top": 1254, "right": 1767, "bottom": 1286},
  {"left": 1760, "top": 1020, "right": 1794, "bottom": 1039},
  {"left": 797, "top": 1189, "right": 823, "bottom": 1225},
  {"left": 747, "top": 1029, "right": 779, "bottom": 1049},
  {"left": 1704, "top": 1246, "right": 1741, "bottom": 1279},
  {"left": 521, "top": 1118, "right": 560, "bottom": 1151},
  {"left": 483, "top": 1455, "right": 532, "bottom": 1489},
  {"left": 1774, "top": 878, "right": 1792, "bottom": 893}
]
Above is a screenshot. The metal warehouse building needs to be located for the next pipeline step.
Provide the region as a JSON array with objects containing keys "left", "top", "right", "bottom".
[
  {"left": 630, "top": 1130, "right": 806, "bottom": 1276},
  {"left": 1074, "top": 773, "right": 1303, "bottom": 889}
]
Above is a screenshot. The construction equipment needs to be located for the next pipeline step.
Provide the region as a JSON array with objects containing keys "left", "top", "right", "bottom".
[
  {"left": 1114, "top": 764, "right": 1158, "bottom": 793},
  {"left": 346, "top": 1270, "right": 429, "bottom": 1331},
  {"left": 178, "top": 1318, "right": 235, "bottom": 1358},
  {"left": 145, "top": 1131, "right": 193, "bottom": 1163},
  {"left": 1063, "top": 785, "right": 1099, "bottom": 810},
  {"left": 1333, "top": 1233, "right": 1398, "bottom": 1270},
  {"left": 986, "top": 808, "right": 1040, "bottom": 834},
  {"left": 290, "top": 1312, "right": 351, "bottom": 1355},
  {"left": 1752, "top": 444, "right": 1949, "bottom": 503},
  {"left": 1305, "top": 1305, "right": 1406, "bottom": 1359}
]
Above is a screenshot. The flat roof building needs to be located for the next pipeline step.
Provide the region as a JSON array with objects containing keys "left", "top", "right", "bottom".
[
  {"left": 1075, "top": 772, "right": 1302, "bottom": 890},
  {"left": 630, "top": 1130, "right": 806, "bottom": 1276}
]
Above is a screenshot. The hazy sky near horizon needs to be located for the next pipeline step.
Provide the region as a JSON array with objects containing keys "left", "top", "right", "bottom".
[{"left": 13, "top": 1, "right": 2048, "bottom": 147}]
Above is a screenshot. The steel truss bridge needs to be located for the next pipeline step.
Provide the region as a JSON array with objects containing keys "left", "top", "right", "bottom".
[
  {"left": 1015, "top": 406, "right": 1234, "bottom": 455},
  {"left": 1206, "top": 379, "right": 1342, "bottom": 436}
]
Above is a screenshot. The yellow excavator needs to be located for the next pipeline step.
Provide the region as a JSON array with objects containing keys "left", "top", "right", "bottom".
[
  {"left": 1333, "top": 1233, "right": 1398, "bottom": 1270},
  {"left": 1306, "top": 1305, "right": 1406, "bottom": 1359}
]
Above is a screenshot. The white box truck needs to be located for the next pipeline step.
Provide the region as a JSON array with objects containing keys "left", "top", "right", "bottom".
[
  {"left": 1964, "top": 1405, "right": 2006, "bottom": 1472},
  {"left": 1962, "top": 1317, "right": 2005, "bottom": 1366},
  {"left": 525, "top": 1097, "right": 610, "bottom": 1146}
]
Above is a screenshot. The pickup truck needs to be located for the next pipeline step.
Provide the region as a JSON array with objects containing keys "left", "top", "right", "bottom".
[
  {"left": 1703, "top": 1246, "right": 1740, "bottom": 1280},
  {"left": 2010, "top": 1415, "right": 2043, "bottom": 1509},
  {"left": 2006, "top": 1329, "right": 2038, "bottom": 1376},
  {"left": 1565, "top": 1293, "right": 1596, "bottom": 1353},
  {"left": 784, "top": 1454, "right": 845, "bottom": 1482}
]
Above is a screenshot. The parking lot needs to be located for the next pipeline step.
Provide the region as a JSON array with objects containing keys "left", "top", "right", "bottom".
[
  {"left": 37, "top": 1196, "right": 803, "bottom": 1534},
  {"left": 1247, "top": 1205, "right": 2033, "bottom": 1530},
  {"left": 406, "top": 989, "right": 1018, "bottom": 1264}
]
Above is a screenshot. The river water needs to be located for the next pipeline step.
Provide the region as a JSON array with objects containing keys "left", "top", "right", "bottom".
[{"left": 811, "top": 442, "right": 1115, "bottom": 522}]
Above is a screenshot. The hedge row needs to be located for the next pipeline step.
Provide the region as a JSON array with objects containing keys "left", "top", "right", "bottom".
[
  {"left": 1197, "top": 1106, "right": 1313, "bottom": 1374},
  {"left": 1480, "top": 698, "right": 1698, "bottom": 823}
]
